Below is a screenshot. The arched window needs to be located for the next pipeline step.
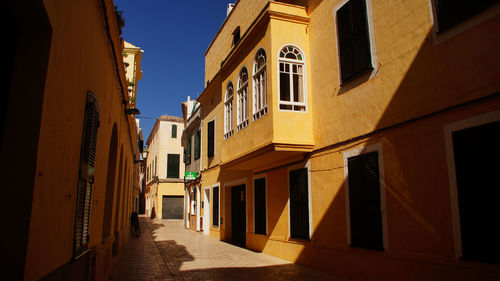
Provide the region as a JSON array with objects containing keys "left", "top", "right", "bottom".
[
  {"left": 237, "top": 67, "right": 249, "bottom": 130},
  {"left": 253, "top": 49, "right": 267, "bottom": 120},
  {"left": 74, "top": 92, "right": 100, "bottom": 257},
  {"left": 278, "top": 45, "right": 306, "bottom": 111},
  {"left": 224, "top": 82, "right": 234, "bottom": 139}
]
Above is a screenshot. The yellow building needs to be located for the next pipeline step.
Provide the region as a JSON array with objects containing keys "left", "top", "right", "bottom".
[
  {"left": 198, "top": 0, "right": 500, "bottom": 280},
  {"left": 4, "top": 1, "right": 141, "bottom": 280},
  {"left": 144, "top": 115, "right": 185, "bottom": 220},
  {"left": 123, "top": 41, "right": 144, "bottom": 214}
]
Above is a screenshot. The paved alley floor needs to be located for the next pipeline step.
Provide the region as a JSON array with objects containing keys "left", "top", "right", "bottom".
[{"left": 109, "top": 216, "right": 347, "bottom": 281}]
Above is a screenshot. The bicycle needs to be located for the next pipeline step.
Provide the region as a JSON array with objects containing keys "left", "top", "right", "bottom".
[{"left": 130, "top": 212, "right": 140, "bottom": 237}]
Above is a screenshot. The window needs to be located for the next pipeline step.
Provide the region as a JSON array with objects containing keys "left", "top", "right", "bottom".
[
  {"left": 278, "top": 46, "right": 306, "bottom": 111},
  {"left": 154, "top": 156, "right": 157, "bottom": 176},
  {"left": 451, "top": 120, "right": 500, "bottom": 263},
  {"left": 171, "top": 124, "right": 177, "bottom": 138},
  {"left": 336, "top": 0, "right": 373, "bottom": 84},
  {"left": 253, "top": 49, "right": 267, "bottom": 120},
  {"left": 232, "top": 26, "right": 241, "bottom": 47},
  {"left": 207, "top": 120, "right": 215, "bottom": 158},
  {"left": 74, "top": 92, "right": 100, "bottom": 257},
  {"left": 434, "top": 0, "right": 498, "bottom": 32},
  {"left": 237, "top": 67, "right": 249, "bottom": 130},
  {"left": 194, "top": 130, "right": 201, "bottom": 160},
  {"left": 254, "top": 177, "right": 266, "bottom": 235},
  {"left": 167, "top": 154, "right": 180, "bottom": 178},
  {"left": 347, "top": 151, "right": 383, "bottom": 250},
  {"left": 212, "top": 186, "right": 219, "bottom": 226},
  {"left": 224, "top": 82, "right": 234, "bottom": 139},
  {"left": 289, "top": 168, "right": 309, "bottom": 239}
]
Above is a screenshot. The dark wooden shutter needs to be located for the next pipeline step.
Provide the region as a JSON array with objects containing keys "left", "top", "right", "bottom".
[
  {"left": 186, "top": 138, "right": 192, "bottom": 164},
  {"left": 213, "top": 186, "right": 219, "bottom": 226},
  {"left": 254, "top": 178, "right": 266, "bottom": 235},
  {"left": 195, "top": 130, "right": 201, "bottom": 160},
  {"left": 347, "top": 151, "right": 383, "bottom": 250},
  {"left": 167, "top": 154, "right": 180, "bottom": 178},
  {"left": 337, "top": 0, "right": 372, "bottom": 84},
  {"left": 74, "top": 94, "right": 99, "bottom": 257},
  {"left": 172, "top": 124, "right": 177, "bottom": 138},
  {"left": 289, "top": 168, "right": 309, "bottom": 240},
  {"left": 435, "top": 0, "right": 498, "bottom": 32},
  {"left": 207, "top": 120, "right": 214, "bottom": 158},
  {"left": 452, "top": 120, "right": 500, "bottom": 264}
]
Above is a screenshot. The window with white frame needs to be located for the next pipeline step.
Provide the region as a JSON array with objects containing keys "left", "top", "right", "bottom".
[
  {"left": 278, "top": 45, "right": 306, "bottom": 111},
  {"left": 237, "top": 67, "right": 249, "bottom": 130},
  {"left": 224, "top": 82, "right": 234, "bottom": 139},
  {"left": 253, "top": 49, "right": 267, "bottom": 120},
  {"left": 336, "top": 0, "right": 373, "bottom": 84}
]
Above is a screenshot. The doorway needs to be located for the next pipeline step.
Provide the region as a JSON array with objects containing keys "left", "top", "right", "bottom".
[{"left": 231, "top": 184, "right": 246, "bottom": 247}]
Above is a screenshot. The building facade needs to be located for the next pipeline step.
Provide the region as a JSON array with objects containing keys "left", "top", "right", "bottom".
[
  {"left": 144, "top": 115, "right": 185, "bottom": 220},
  {"left": 197, "top": 0, "right": 500, "bottom": 280},
  {"left": 181, "top": 97, "right": 205, "bottom": 232},
  {"left": 4, "top": 1, "right": 142, "bottom": 280}
]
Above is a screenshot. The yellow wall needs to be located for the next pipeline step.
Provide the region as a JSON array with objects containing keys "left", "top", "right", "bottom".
[
  {"left": 19, "top": 0, "right": 139, "bottom": 280},
  {"left": 198, "top": 0, "right": 500, "bottom": 280}
]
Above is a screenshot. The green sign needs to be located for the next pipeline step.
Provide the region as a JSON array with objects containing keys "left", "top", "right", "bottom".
[{"left": 184, "top": 171, "right": 198, "bottom": 180}]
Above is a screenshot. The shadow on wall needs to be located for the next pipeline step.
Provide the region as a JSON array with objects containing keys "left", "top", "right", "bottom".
[{"left": 293, "top": 8, "right": 500, "bottom": 281}]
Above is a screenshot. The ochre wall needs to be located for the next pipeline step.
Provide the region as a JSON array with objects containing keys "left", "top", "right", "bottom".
[{"left": 23, "top": 0, "right": 138, "bottom": 280}]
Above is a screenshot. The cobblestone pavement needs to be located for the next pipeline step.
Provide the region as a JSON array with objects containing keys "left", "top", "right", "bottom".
[{"left": 110, "top": 216, "right": 347, "bottom": 281}]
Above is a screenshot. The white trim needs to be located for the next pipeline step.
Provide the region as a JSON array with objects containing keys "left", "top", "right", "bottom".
[
  {"left": 343, "top": 143, "right": 388, "bottom": 250},
  {"left": 196, "top": 185, "right": 201, "bottom": 231},
  {"left": 443, "top": 110, "right": 500, "bottom": 258},
  {"left": 277, "top": 44, "right": 308, "bottom": 113},
  {"left": 252, "top": 47, "right": 268, "bottom": 121},
  {"left": 203, "top": 185, "right": 210, "bottom": 235},
  {"left": 237, "top": 66, "right": 250, "bottom": 131},
  {"left": 333, "top": 0, "right": 378, "bottom": 86},
  {"left": 253, "top": 173, "right": 268, "bottom": 235},
  {"left": 286, "top": 160, "right": 313, "bottom": 240},
  {"left": 224, "top": 82, "right": 234, "bottom": 139}
]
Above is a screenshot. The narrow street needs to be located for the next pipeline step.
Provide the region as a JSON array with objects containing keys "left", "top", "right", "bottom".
[{"left": 109, "top": 216, "right": 346, "bottom": 281}]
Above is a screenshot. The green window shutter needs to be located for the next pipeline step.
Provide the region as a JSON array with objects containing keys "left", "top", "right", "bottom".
[
  {"left": 172, "top": 124, "right": 177, "bottom": 138},
  {"left": 186, "top": 138, "right": 191, "bottom": 164},
  {"left": 337, "top": 0, "right": 372, "bottom": 84},
  {"left": 212, "top": 186, "right": 219, "bottom": 226},
  {"left": 167, "top": 154, "right": 180, "bottom": 178},
  {"left": 74, "top": 93, "right": 99, "bottom": 257},
  {"left": 207, "top": 120, "right": 215, "bottom": 157},
  {"left": 289, "top": 168, "right": 309, "bottom": 240},
  {"left": 194, "top": 130, "right": 201, "bottom": 160},
  {"left": 347, "top": 151, "right": 383, "bottom": 250}
]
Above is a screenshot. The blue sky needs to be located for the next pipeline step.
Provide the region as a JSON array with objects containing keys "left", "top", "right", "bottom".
[{"left": 115, "top": 0, "right": 233, "bottom": 141}]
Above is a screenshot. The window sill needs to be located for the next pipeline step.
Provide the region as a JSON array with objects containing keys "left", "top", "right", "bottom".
[
  {"left": 340, "top": 66, "right": 374, "bottom": 87},
  {"left": 278, "top": 103, "right": 306, "bottom": 112},
  {"left": 224, "top": 130, "right": 234, "bottom": 140},
  {"left": 237, "top": 119, "right": 249, "bottom": 131},
  {"left": 253, "top": 107, "right": 268, "bottom": 121}
]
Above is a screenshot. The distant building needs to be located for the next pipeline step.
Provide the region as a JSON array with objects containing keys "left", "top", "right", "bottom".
[
  {"left": 196, "top": 0, "right": 500, "bottom": 280},
  {"left": 144, "top": 115, "right": 185, "bottom": 220},
  {"left": 181, "top": 96, "right": 204, "bottom": 232}
]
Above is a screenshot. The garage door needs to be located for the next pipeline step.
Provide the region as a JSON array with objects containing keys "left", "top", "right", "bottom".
[{"left": 162, "top": 195, "right": 184, "bottom": 219}]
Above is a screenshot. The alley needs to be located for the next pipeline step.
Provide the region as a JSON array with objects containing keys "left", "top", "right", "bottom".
[{"left": 109, "top": 216, "right": 347, "bottom": 281}]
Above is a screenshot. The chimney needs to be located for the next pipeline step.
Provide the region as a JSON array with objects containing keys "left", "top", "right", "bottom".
[{"left": 227, "top": 3, "right": 235, "bottom": 16}]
